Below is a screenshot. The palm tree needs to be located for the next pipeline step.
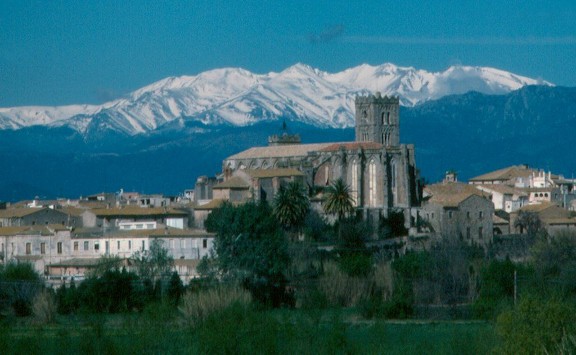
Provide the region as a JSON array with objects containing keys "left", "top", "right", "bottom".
[
  {"left": 273, "top": 181, "right": 310, "bottom": 232},
  {"left": 323, "top": 178, "right": 355, "bottom": 222}
]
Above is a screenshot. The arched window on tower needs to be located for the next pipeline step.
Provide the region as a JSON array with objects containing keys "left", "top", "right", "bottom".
[
  {"left": 390, "top": 160, "right": 397, "bottom": 204},
  {"left": 351, "top": 160, "right": 358, "bottom": 206},
  {"left": 369, "top": 160, "right": 377, "bottom": 207}
]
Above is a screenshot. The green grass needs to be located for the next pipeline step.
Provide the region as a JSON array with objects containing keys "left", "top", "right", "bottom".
[{"left": 0, "top": 309, "right": 498, "bottom": 354}]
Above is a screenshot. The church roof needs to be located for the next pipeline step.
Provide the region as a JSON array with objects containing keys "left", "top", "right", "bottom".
[
  {"left": 244, "top": 168, "right": 304, "bottom": 178},
  {"left": 225, "top": 143, "right": 336, "bottom": 160},
  {"left": 318, "top": 142, "right": 383, "bottom": 152}
]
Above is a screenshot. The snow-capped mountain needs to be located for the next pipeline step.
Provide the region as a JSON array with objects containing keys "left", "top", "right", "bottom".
[{"left": 0, "top": 63, "right": 551, "bottom": 135}]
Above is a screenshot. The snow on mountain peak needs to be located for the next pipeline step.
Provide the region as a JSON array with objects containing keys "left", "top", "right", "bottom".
[{"left": 0, "top": 63, "right": 553, "bottom": 135}]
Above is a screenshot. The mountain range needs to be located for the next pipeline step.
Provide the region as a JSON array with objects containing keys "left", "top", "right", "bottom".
[
  {"left": 0, "top": 63, "right": 548, "bottom": 136},
  {"left": 0, "top": 63, "right": 573, "bottom": 202}
]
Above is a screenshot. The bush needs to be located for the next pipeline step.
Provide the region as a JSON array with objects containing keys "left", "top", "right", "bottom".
[
  {"left": 32, "top": 289, "right": 57, "bottom": 324},
  {"left": 75, "top": 269, "right": 143, "bottom": 313},
  {"left": 0, "top": 262, "right": 42, "bottom": 317},
  {"left": 496, "top": 295, "right": 576, "bottom": 354},
  {"left": 316, "top": 262, "right": 376, "bottom": 308},
  {"left": 360, "top": 277, "right": 413, "bottom": 319},
  {"left": 179, "top": 285, "right": 252, "bottom": 327},
  {"left": 473, "top": 258, "right": 516, "bottom": 320},
  {"left": 195, "top": 302, "right": 280, "bottom": 354},
  {"left": 339, "top": 253, "right": 373, "bottom": 277}
]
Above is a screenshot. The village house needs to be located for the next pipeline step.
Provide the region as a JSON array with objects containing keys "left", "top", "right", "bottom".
[
  {"left": 0, "top": 207, "right": 80, "bottom": 228},
  {"left": 475, "top": 184, "right": 528, "bottom": 213},
  {"left": 421, "top": 182, "right": 494, "bottom": 247},
  {"left": 92, "top": 206, "right": 190, "bottom": 230},
  {"left": 509, "top": 202, "right": 576, "bottom": 237},
  {"left": 0, "top": 222, "right": 215, "bottom": 285},
  {"left": 469, "top": 165, "right": 576, "bottom": 211},
  {"left": 0, "top": 225, "right": 73, "bottom": 276}
]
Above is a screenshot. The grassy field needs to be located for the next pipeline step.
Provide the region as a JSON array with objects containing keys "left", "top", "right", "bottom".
[{"left": 0, "top": 309, "right": 499, "bottom": 354}]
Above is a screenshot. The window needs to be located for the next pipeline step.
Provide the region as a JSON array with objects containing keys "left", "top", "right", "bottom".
[
  {"left": 479, "top": 211, "right": 483, "bottom": 219},
  {"left": 466, "top": 227, "right": 471, "bottom": 240},
  {"left": 26, "top": 243, "right": 31, "bottom": 255},
  {"left": 57, "top": 242, "right": 62, "bottom": 254},
  {"left": 129, "top": 240, "right": 132, "bottom": 250},
  {"left": 94, "top": 242, "right": 99, "bottom": 251},
  {"left": 431, "top": 213, "right": 435, "bottom": 219},
  {"left": 40, "top": 243, "right": 45, "bottom": 255},
  {"left": 448, "top": 211, "right": 453, "bottom": 219},
  {"left": 203, "top": 239, "right": 208, "bottom": 249},
  {"left": 466, "top": 211, "right": 471, "bottom": 219},
  {"left": 369, "top": 160, "right": 377, "bottom": 207},
  {"left": 351, "top": 161, "right": 358, "bottom": 206},
  {"left": 117, "top": 241, "right": 121, "bottom": 250},
  {"left": 142, "top": 240, "right": 146, "bottom": 250},
  {"left": 478, "top": 227, "right": 483, "bottom": 239},
  {"left": 84, "top": 241, "right": 89, "bottom": 251},
  {"left": 74, "top": 241, "right": 79, "bottom": 251}
]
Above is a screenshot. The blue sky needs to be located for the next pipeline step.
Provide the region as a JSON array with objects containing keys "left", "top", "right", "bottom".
[{"left": 1, "top": 0, "right": 575, "bottom": 107}]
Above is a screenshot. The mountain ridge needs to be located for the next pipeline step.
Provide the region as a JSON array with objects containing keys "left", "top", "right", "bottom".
[
  {"left": 1, "top": 85, "right": 574, "bottom": 202},
  {"left": 0, "top": 63, "right": 550, "bottom": 135}
]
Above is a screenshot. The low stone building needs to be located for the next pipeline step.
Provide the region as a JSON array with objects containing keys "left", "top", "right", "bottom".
[
  {"left": 422, "top": 182, "right": 494, "bottom": 247},
  {"left": 509, "top": 202, "right": 576, "bottom": 236},
  {"left": 0, "top": 207, "right": 80, "bottom": 227},
  {"left": 0, "top": 225, "right": 73, "bottom": 276},
  {"left": 92, "top": 206, "right": 190, "bottom": 230}
]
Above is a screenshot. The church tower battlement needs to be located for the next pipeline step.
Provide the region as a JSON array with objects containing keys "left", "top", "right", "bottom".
[{"left": 355, "top": 93, "right": 400, "bottom": 147}]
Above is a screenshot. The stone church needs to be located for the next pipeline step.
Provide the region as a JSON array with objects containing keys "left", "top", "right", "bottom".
[{"left": 221, "top": 93, "right": 421, "bottom": 223}]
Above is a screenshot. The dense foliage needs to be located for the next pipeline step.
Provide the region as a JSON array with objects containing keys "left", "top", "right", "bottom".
[
  {"left": 205, "top": 201, "right": 292, "bottom": 307},
  {"left": 0, "top": 262, "right": 43, "bottom": 317}
]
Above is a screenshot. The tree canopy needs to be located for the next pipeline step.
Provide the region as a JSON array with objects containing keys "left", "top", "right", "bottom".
[
  {"left": 205, "top": 201, "right": 292, "bottom": 307},
  {"left": 323, "top": 178, "right": 355, "bottom": 221},
  {"left": 273, "top": 180, "right": 310, "bottom": 231}
]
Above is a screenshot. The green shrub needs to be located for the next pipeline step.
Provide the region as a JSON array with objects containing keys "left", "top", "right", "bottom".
[
  {"left": 496, "top": 295, "right": 576, "bottom": 354},
  {"left": 339, "top": 253, "right": 373, "bottom": 277},
  {"left": 317, "top": 262, "right": 375, "bottom": 307},
  {"left": 179, "top": 285, "right": 252, "bottom": 327},
  {"left": 0, "top": 262, "right": 42, "bottom": 317},
  {"left": 195, "top": 303, "right": 280, "bottom": 354},
  {"left": 32, "top": 289, "right": 57, "bottom": 324}
]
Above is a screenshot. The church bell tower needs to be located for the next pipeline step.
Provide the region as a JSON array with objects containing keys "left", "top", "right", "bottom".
[{"left": 355, "top": 93, "right": 400, "bottom": 147}]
